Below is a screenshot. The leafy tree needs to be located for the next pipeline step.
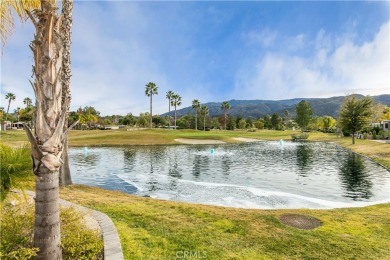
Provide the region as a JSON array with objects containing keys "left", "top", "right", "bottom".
[
  {"left": 254, "top": 118, "right": 264, "bottom": 129},
  {"left": 271, "top": 113, "right": 282, "bottom": 130},
  {"left": 263, "top": 114, "right": 271, "bottom": 129},
  {"left": 166, "top": 90, "right": 174, "bottom": 128},
  {"left": 19, "top": 107, "right": 34, "bottom": 122},
  {"left": 152, "top": 115, "right": 167, "bottom": 127},
  {"left": 5, "top": 93, "right": 15, "bottom": 121},
  {"left": 322, "top": 115, "right": 336, "bottom": 132},
  {"left": 211, "top": 117, "right": 221, "bottom": 129},
  {"left": 235, "top": 115, "right": 243, "bottom": 128},
  {"left": 138, "top": 112, "right": 150, "bottom": 128},
  {"left": 227, "top": 115, "right": 236, "bottom": 130},
  {"left": 119, "top": 113, "right": 136, "bottom": 126},
  {"left": 284, "top": 109, "right": 289, "bottom": 121},
  {"left": 221, "top": 101, "right": 231, "bottom": 130},
  {"left": 145, "top": 82, "right": 158, "bottom": 128},
  {"left": 295, "top": 100, "right": 313, "bottom": 132},
  {"left": 171, "top": 94, "right": 182, "bottom": 129},
  {"left": 200, "top": 105, "right": 209, "bottom": 131},
  {"left": 372, "top": 103, "right": 390, "bottom": 122},
  {"left": 339, "top": 95, "right": 373, "bottom": 144},
  {"left": 246, "top": 118, "right": 253, "bottom": 129},
  {"left": 382, "top": 106, "right": 390, "bottom": 120},
  {"left": 177, "top": 113, "right": 195, "bottom": 129},
  {"left": 192, "top": 99, "right": 201, "bottom": 130},
  {"left": 238, "top": 118, "right": 247, "bottom": 131}
]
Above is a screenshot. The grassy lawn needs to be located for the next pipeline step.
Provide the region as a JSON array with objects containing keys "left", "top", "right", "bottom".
[
  {"left": 2, "top": 129, "right": 390, "bottom": 259},
  {"left": 59, "top": 185, "right": 390, "bottom": 259}
]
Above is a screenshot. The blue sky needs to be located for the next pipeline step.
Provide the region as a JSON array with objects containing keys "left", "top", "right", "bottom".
[{"left": 1, "top": 1, "right": 389, "bottom": 116}]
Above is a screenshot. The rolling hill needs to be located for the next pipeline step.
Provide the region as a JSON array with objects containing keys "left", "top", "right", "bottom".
[{"left": 161, "top": 94, "right": 390, "bottom": 119}]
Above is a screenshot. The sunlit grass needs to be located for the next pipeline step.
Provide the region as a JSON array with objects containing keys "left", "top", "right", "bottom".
[{"left": 60, "top": 185, "right": 390, "bottom": 259}]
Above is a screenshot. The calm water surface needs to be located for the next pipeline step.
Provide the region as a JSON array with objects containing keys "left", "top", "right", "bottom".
[{"left": 70, "top": 142, "right": 390, "bottom": 209}]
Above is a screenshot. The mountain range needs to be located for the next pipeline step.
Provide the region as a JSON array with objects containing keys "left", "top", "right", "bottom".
[{"left": 162, "top": 94, "right": 390, "bottom": 119}]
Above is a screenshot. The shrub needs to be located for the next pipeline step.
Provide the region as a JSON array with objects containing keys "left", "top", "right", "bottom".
[
  {"left": 0, "top": 201, "right": 103, "bottom": 260},
  {"left": 291, "top": 133, "right": 309, "bottom": 141},
  {"left": 61, "top": 208, "right": 104, "bottom": 259},
  {"left": 372, "top": 126, "right": 381, "bottom": 135},
  {"left": 0, "top": 202, "right": 38, "bottom": 259},
  {"left": 373, "top": 131, "right": 377, "bottom": 140},
  {"left": 247, "top": 128, "right": 257, "bottom": 132},
  {"left": 378, "top": 130, "right": 384, "bottom": 139},
  {"left": 363, "top": 133, "right": 368, "bottom": 139},
  {"left": 0, "top": 144, "right": 32, "bottom": 199}
]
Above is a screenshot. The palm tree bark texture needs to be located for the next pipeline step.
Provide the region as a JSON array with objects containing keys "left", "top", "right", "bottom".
[
  {"left": 59, "top": 0, "right": 73, "bottom": 186},
  {"left": 23, "top": 0, "right": 73, "bottom": 258}
]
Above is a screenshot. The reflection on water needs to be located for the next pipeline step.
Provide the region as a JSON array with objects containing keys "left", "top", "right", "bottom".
[
  {"left": 168, "top": 155, "right": 181, "bottom": 179},
  {"left": 73, "top": 150, "right": 100, "bottom": 167},
  {"left": 340, "top": 153, "right": 373, "bottom": 200},
  {"left": 221, "top": 156, "right": 231, "bottom": 175},
  {"left": 296, "top": 145, "right": 312, "bottom": 176},
  {"left": 70, "top": 142, "right": 390, "bottom": 209},
  {"left": 192, "top": 155, "right": 202, "bottom": 178}
]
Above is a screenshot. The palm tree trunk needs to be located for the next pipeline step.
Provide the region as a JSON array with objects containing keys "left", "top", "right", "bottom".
[
  {"left": 34, "top": 165, "right": 62, "bottom": 259},
  {"left": 150, "top": 95, "right": 153, "bottom": 128},
  {"left": 168, "top": 100, "right": 171, "bottom": 128},
  {"left": 26, "top": 0, "right": 67, "bottom": 257},
  {"left": 6, "top": 100, "right": 11, "bottom": 121},
  {"left": 174, "top": 105, "right": 177, "bottom": 129},
  {"left": 204, "top": 117, "right": 206, "bottom": 131},
  {"left": 224, "top": 111, "right": 227, "bottom": 130},
  {"left": 59, "top": 138, "right": 72, "bottom": 186},
  {"left": 59, "top": 0, "right": 73, "bottom": 186},
  {"left": 195, "top": 110, "right": 197, "bottom": 130},
  {"left": 352, "top": 132, "right": 355, "bottom": 144}
]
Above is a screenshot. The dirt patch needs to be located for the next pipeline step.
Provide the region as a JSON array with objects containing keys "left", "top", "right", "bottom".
[
  {"left": 233, "top": 137, "right": 263, "bottom": 142},
  {"left": 175, "top": 138, "right": 226, "bottom": 144},
  {"left": 280, "top": 214, "right": 322, "bottom": 230}
]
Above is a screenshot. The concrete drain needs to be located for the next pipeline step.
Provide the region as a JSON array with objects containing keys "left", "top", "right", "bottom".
[{"left": 280, "top": 214, "right": 322, "bottom": 230}]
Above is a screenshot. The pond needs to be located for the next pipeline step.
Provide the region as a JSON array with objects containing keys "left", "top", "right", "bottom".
[{"left": 69, "top": 141, "right": 390, "bottom": 209}]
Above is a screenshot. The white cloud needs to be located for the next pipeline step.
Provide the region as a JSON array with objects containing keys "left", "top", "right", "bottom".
[{"left": 234, "top": 21, "right": 390, "bottom": 100}]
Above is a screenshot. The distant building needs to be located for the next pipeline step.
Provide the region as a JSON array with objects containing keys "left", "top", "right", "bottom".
[
  {"left": 381, "top": 120, "right": 389, "bottom": 132},
  {"left": 0, "top": 121, "right": 25, "bottom": 130}
]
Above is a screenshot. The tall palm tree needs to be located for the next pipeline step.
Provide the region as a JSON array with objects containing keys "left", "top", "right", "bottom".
[
  {"left": 26, "top": 1, "right": 71, "bottom": 257},
  {"left": 59, "top": 0, "right": 74, "bottom": 187},
  {"left": 192, "top": 99, "right": 200, "bottom": 130},
  {"left": 15, "top": 107, "right": 21, "bottom": 121},
  {"left": 171, "top": 94, "right": 182, "bottom": 129},
  {"left": 23, "top": 97, "right": 32, "bottom": 108},
  {"left": 2, "top": 1, "right": 75, "bottom": 257},
  {"left": 221, "top": 101, "right": 231, "bottom": 130},
  {"left": 5, "top": 92, "right": 15, "bottom": 120},
  {"left": 200, "top": 105, "right": 209, "bottom": 131},
  {"left": 166, "top": 90, "right": 174, "bottom": 128},
  {"left": 145, "top": 82, "right": 158, "bottom": 128}
]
